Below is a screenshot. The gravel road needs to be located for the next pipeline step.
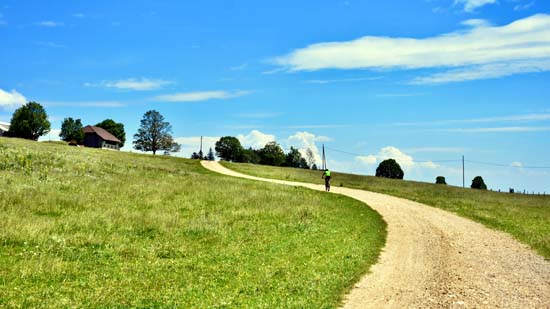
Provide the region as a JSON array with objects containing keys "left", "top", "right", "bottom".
[{"left": 201, "top": 161, "right": 550, "bottom": 308}]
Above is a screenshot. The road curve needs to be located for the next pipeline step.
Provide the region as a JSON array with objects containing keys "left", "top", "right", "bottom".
[{"left": 201, "top": 161, "right": 550, "bottom": 308}]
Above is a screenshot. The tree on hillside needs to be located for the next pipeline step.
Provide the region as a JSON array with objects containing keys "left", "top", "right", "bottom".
[
  {"left": 435, "top": 176, "right": 447, "bottom": 185},
  {"left": 375, "top": 159, "right": 404, "bottom": 179},
  {"left": 305, "top": 148, "right": 316, "bottom": 167},
  {"left": 96, "top": 119, "right": 126, "bottom": 147},
  {"left": 285, "top": 146, "right": 303, "bottom": 168},
  {"left": 311, "top": 163, "right": 318, "bottom": 170},
  {"left": 215, "top": 136, "right": 244, "bottom": 162},
  {"left": 259, "top": 141, "right": 286, "bottom": 166},
  {"left": 59, "top": 117, "right": 84, "bottom": 144},
  {"left": 206, "top": 148, "right": 215, "bottom": 161},
  {"left": 242, "top": 147, "right": 260, "bottom": 164},
  {"left": 8, "top": 101, "right": 50, "bottom": 140},
  {"left": 133, "top": 110, "right": 180, "bottom": 155},
  {"left": 471, "top": 176, "right": 487, "bottom": 190},
  {"left": 299, "top": 157, "right": 309, "bottom": 169},
  {"left": 190, "top": 152, "right": 202, "bottom": 159}
]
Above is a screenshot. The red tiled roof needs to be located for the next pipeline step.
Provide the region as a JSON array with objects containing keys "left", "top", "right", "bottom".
[{"left": 83, "top": 125, "right": 122, "bottom": 143}]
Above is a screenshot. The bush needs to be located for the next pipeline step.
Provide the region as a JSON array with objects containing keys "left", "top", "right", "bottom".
[
  {"left": 375, "top": 159, "right": 404, "bottom": 179},
  {"left": 435, "top": 176, "right": 447, "bottom": 185},
  {"left": 471, "top": 176, "right": 487, "bottom": 190}
]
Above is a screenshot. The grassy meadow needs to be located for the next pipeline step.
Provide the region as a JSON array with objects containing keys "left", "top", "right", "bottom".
[
  {"left": 0, "top": 137, "right": 386, "bottom": 308},
  {"left": 221, "top": 161, "right": 550, "bottom": 259}
]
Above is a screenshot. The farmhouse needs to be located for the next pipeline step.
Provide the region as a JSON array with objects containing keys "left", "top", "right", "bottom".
[
  {"left": 83, "top": 125, "right": 121, "bottom": 150},
  {"left": 0, "top": 121, "right": 10, "bottom": 136}
]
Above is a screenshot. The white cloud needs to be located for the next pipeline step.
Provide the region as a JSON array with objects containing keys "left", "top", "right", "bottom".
[
  {"left": 395, "top": 113, "right": 550, "bottom": 126},
  {"left": 173, "top": 136, "right": 219, "bottom": 158},
  {"left": 87, "top": 78, "right": 172, "bottom": 91},
  {"left": 514, "top": 1, "right": 534, "bottom": 11},
  {"left": 286, "top": 131, "right": 331, "bottom": 165},
  {"left": 237, "top": 130, "right": 275, "bottom": 149},
  {"left": 0, "top": 88, "right": 26, "bottom": 109},
  {"left": 455, "top": 0, "right": 497, "bottom": 12},
  {"left": 38, "top": 129, "right": 62, "bottom": 142},
  {"left": 355, "top": 146, "right": 438, "bottom": 171},
  {"left": 155, "top": 90, "right": 251, "bottom": 102},
  {"left": 230, "top": 63, "right": 248, "bottom": 71},
  {"left": 36, "top": 21, "right": 63, "bottom": 27},
  {"left": 511, "top": 161, "right": 523, "bottom": 167},
  {"left": 274, "top": 14, "right": 550, "bottom": 83}
]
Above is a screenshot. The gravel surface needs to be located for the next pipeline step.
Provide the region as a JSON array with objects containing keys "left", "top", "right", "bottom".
[{"left": 201, "top": 161, "right": 550, "bottom": 308}]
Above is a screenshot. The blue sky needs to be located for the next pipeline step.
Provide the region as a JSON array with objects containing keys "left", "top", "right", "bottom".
[{"left": 1, "top": 0, "right": 549, "bottom": 192}]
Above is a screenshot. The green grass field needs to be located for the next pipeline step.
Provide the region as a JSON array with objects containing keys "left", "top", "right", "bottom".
[
  {"left": 221, "top": 161, "right": 550, "bottom": 259},
  {"left": 0, "top": 137, "right": 385, "bottom": 308}
]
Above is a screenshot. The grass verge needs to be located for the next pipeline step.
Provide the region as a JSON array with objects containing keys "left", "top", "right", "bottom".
[
  {"left": 221, "top": 161, "right": 550, "bottom": 259},
  {"left": 0, "top": 137, "right": 386, "bottom": 308}
]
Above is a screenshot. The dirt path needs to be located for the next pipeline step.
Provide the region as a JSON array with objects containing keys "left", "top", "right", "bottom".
[{"left": 201, "top": 161, "right": 550, "bottom": 308}]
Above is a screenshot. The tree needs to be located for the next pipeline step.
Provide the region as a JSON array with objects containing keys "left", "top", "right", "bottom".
[
  {"left": 190, "top": 152, "right": 202, "bottom": 159},
  {"left": 242, "top": 147, "right": 261, "bottom": 164},
  {"left": 471, "top": 176, "right": 487, "bottom": 190},
  {"left": 8, "top": 101, "right": 50, "bottom": 140},
  {"left": 305, "top": 148, "right": 316, "bottom": 167},
  {"left": 259, "top": 141, "right": 286, "bottom": 166},
  {"left": 133, "top": 110, "right": 180, "bottom": 155},
  {"left": 435, "top": 176, "right": 447, "bottom": 185},
  {"left": 207, "top": 148, "right": 215, "bottom": 161},
  {"left": 299, "top": 157, "right": 309, "bottom": 169},
  {"left": 215, "top": 136, "right": 244, "bottom": 162},
  {"left": 285, "top": 146, "right": 303, "bottom": 168},
  {"left": 311, "top": 163, "right": 318, "bottom": 170},
  {"left": 96, "top": 119, "right": 126, "bottom": 147},
  {"left": 59, "top": 117, "right": 84, "bottom": 144},
  {"left": 375, "top": 159, "right": 404, "bottom": 179}
]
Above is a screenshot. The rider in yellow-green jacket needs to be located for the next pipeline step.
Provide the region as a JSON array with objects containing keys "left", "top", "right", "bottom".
[{"left": 322, "top": 169, "right": 331, "bottom": 192}]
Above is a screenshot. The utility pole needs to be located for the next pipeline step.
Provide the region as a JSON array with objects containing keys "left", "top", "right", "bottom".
[
  {"left": 322, "top": 144, "right": 327, "bottom": 170},
  {"left": 200, "top": 136, "right": 203, "bottom": 158},
  {"left": 462, "top": 155, "right": 465, "bottom": 188}
]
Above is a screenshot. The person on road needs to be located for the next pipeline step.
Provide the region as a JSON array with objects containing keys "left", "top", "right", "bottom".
[{"left": 322, "top": 169, "right": 331, "bottom": 192}]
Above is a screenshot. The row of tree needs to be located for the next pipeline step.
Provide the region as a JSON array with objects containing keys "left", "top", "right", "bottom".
[
  {"left": 211, "top": 136, "right": 316, "bottom": 169},
  {"left": 4, "top": 102, "right": 180, "bottom": 155}
]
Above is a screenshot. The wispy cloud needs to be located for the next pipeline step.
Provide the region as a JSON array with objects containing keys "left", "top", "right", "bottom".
[
  {"left": 73, "top": 13, "right": 85, "bottom": 18},
  {"left": 0, "top": 88, "right": 26, "bottom": 109},
  {"left": 155, "top": 90, "right": 251, "bottom": 102},
  {"left": 86, "top": 78, "right": 172, "bottom": 91},
  {"left": 406, "top": 147, "right": 468, "bottom": 154},
  {"left": 36, "top": 21, "right": 64, "bottom": 27},
  {"left": 454, "top": 0, "right": 497, "bottom": 12},
  {"left": 395, "top": 113, "right": 550, "bottom": 126},
  {"left": 34, "top": 41, "right": 66, "bottom": 48},
  {"left": 285, "top": 124, "right": 352, "bottom": 129},
  {"left": 303, "top": 77, "right": 382, "bottom": 84},
  {"left": 514, "top": 1, "right": 534, "bottom": 11},
  {"left": 234, "top": 112, "right": 283, "bottom": 119},
  {"left": 274, "top": 14, "right": 550, "bottom": 84},
  {"left": 230, "top": 63, "right": 248, "bottom": 71},
  {"left": 447, "top": 126, "right": 550, "bottom": 133},
  {"left": 43, "top": 101, "right": 126, "bottom": 108}
]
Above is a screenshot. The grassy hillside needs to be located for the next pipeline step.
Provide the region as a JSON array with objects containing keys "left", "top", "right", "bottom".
[
  {"left": 0, "top": 137, "right": 386, "bottom": 308},
  {"left": 221, "top": 161, "right": 550, "bottom": 259}
]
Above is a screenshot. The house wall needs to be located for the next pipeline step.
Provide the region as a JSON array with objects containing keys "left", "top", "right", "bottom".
[{"left": 84, "top": 133, "right": 103, "bottom": 148}]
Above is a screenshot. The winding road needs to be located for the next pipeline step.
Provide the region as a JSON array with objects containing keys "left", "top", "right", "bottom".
[{"left": 201, "top": 161, "right": 550, "bottom": 308}]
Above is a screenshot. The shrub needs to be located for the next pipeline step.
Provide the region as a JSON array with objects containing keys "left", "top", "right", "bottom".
[
  {"left": 471, "top": 176, "right": 487, "bottom": 190},
  {"left": 375, "top": 159, "right": 404, "bottom": 179},
  {"left": 435, "top": 176, "right": 447, "bottom": 185}
]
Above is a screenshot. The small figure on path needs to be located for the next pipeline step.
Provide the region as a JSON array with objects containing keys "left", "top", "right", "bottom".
[{"left": 322, "top": 169, "right": 331, "bottom": 192}]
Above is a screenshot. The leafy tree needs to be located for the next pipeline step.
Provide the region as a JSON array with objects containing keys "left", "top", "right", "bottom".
[
  {"left": 435, "top": 176, "right": 447, "bottom": 185},
  {"left": 285, "top": 146, "right": 303, "bottom": 168},
  {"left": 59, "top": 117, "right": 84, "bottom": 144},
  {"left": 375, "top": 159, "right": 404, "bottom": 179},
  {"left": 133, "top": 110, "right": 180, "bottom": 155},
  {"left": 471, "top": 176, "right": 487, "bottom": 190},
  {"left": 207, "top": 148, "right": 215, "bottom": 161},
  {"left": 242, "top": 147, "right": 261, "bottom": 164},
  {"left": 259, "top": 141, "right": 286, "bottom": 166},
  {"left": 305, "top": 148, "right": 316, "bottom": 167},
  {"left": 190, "top": 152, "right": 202, "bottom": 159},
  {"left": 96, "top": 119, "right": 126, "bottom": 147},
  {"left": 215, "top": 136, "right": 244, "bottom": 162},
  {"left": 299, "top": 157, "right": 309, "bottom": 169},
  {"left": 8, "top": 101, "right": 50, "bottom": 140},
  {"left": 311, "top": 163, "right": 318, "bottom": 170}
]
